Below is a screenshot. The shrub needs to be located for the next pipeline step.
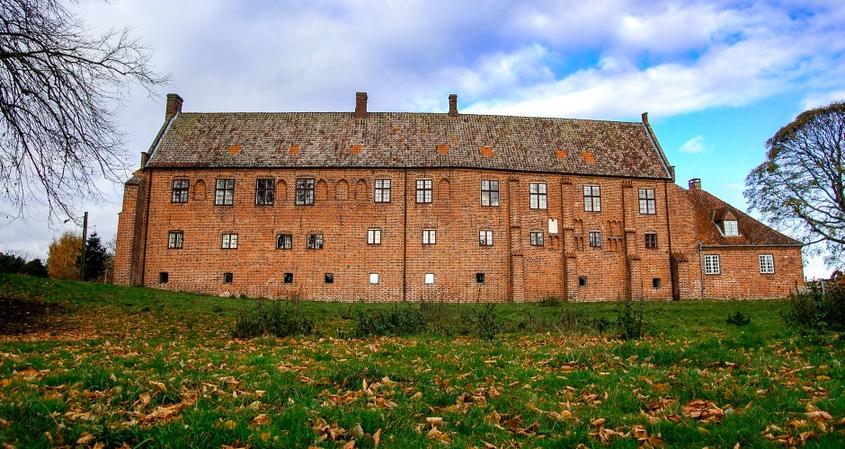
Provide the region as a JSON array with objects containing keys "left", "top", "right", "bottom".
[
  {"left": 22, "top": 259, "right": 48, "bottom": 277},
  {"left": 726, "top": 311, "right": 751, "bottom": 326},
  {"left": 616, "top": 298, "right": 647, "bottom": 340},
  {"left": 353, "top": 306, "right": 427, "bottom": 337},
  {"left": 783, "top": 284, "right": 845, "bottom": 339},
  {"left": 231, "top": 301, "right": 314, "bottom": 339},
  {"left": 468, "top": 304, "right": 502, "bottom": 340}
]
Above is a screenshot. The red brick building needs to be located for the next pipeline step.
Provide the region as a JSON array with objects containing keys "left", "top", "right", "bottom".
[{"left": 113, "top": 93, "right": 804, "bottom": 301}]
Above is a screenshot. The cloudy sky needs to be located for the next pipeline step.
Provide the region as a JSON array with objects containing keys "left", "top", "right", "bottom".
[{"left": 2, "top": 0, "right": 843, "bottom": 278}]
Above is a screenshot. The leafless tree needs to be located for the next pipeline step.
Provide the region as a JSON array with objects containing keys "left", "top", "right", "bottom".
[
  {"left": 0, "top": 0, "right": 166, "bottom": 220},
  {"left": 745, "top": 101, "right": 845, "bottom": 269}
]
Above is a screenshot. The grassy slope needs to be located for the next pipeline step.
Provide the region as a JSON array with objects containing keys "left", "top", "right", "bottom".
[{"left": 0, "top": 274, "right": 842, "bottom": 448}]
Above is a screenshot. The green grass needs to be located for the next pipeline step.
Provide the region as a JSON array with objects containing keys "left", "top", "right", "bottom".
[{"left": 1, "top": 273, "right": 843, "bottom": 448}]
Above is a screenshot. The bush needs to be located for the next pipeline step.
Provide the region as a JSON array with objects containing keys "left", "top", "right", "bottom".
[
  {"left": 0, "top": 253, "right": 25, "bottom": 273},
  {"left": 784, "top": 284, "right": 845, "bottom": 339},
  {"left": 468, "top": 304, "right": 502, "bottom": 340},
  {"left": 22, "top": 259, "right": 48, "bottom": 277},
  {"left": 726, "top": 311, "right": 751, "bottom": 326},
  {"left": 231, "top": 301, "right": 314, "bottom": 339},
  {"left": 616, "top": 298, "right": 647, "bottom": 340},
  {"left": 353, "top": 306, "right": 427, "bottom": 337}
]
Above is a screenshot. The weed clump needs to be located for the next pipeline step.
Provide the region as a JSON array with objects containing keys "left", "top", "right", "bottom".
[
  {"left": 231, "top": 300, "right": 313, "bottom": 339},
  {"left": 616, "top": 298, "right": 647, "bottom": 340},
  {"left": 353, "top": 306, "right": 427, "bottom": 337},
  {"left": 726, "top": 311, "right": 751, "bottom": 326}
]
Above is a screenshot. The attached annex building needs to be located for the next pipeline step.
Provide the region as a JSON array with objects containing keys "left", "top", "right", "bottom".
[{"left": 113, "top": 93, "right": 804, "bottom": 301}]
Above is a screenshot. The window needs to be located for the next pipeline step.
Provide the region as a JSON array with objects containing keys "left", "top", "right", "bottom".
[
  {"left": 759, "top": 254, "right": 775, "bottom": 274},
  {"left": 215, "top": 179, "right": 235, "bottom": 206},
  {"left": 324, "top": 273, "right": 334, "bottom": 284},
  {"left": 416, "top": 179, "right": 433, "bottom": 203},
  {"left": 367, "top": 229, "right": 381, "bottom": 245},
  {"left": 481, "top": 180, "right": 500, "bottom": 206},
  {"left": 307, "top": 234, "right": 323, "bottom": 250},
  {"left": 723, "top": 220, "right": 739, "bottom": 236},
  {"left": 578, "top": 276, "right": 587, "bottom": 287},
  {"left": 530, "top": 231, "right": 544, "bottom": 246},
  {"left": 479, "top": 230, "right": 494, "bottom": 246},
  {"left": 704, "top": 254, "right": 720, "bottom": 275},
  {"left": 476, "top": 272, "right": 485, "bottom": 284},
  {"left": 223, "top": 272, "right": 233, "bottom": 284},
  {"left": 638, "top": 188, "right": 656, "bottom": 214},
  {"left": 644, "top": 232, "right": 658, "bottom": 249},
  {"left": 168, "top": 231, "right": 183, "bottom": 249},
  {"left": 284, "top": 273, "right": 293, "bottom": 284},
  {"left": 529, "top": 183, "right": 547, "bottom": 209},
  {"left": 255, "top": 178, "right": 275, "bottom": 205},
  {"left": 171, "top": 179, "right": 189, "bottom": 203},
  {"left": 159, "top": 272, "right": 169, "bottom": 284},
  {"left": 276, "top": 233, "right": 292, "bottom": 250},
  {"left": 424, "top": 273, "right": 435, "bottom": 284},
  {"left": 588, "top": 231, "right": 602, "bottom": 248},
  {"left": 374, "top": 179, "right": 391, "bottom": 203},
  {"left": 369, "top": 273, "right": 379, "bottom": 284},
  {"left": 221, "top": 233, "right": 238, "bottom": 249},
  {"left": 295, "top": 178, "right": 315, "bottom": 205},
  {"left": 422, "top": 229, "right": 436, "bottom": 245},
  {"left": 583, "top": 185, "right": 601, "bottom": 212},
  {"left": 652, "top": 278, "right": 661, "bottom": 288}
]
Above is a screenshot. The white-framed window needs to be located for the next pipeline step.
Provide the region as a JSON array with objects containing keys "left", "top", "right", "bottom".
[
  {"left": 479, "top": 230, "right": 494, "bottom": 246},
  {"left": 704, "top": 254, "right": 720, "bottom": 275},
  {"left": 416, "top": 179, "right": 433, "bottom": 203},
  {"left": 529, "top": 231, "right": 544, "bottom": 246},
  {"left": 215, "top": 179, "right": 235, "bottom": 206},
  {"left": 638, "top": 188, "right": 656, "bottom": 214},
  {"left": 529, "top": 183, "right": 547, "bottom": 209},
  {"left": 221, "top": 233, "right": 238, "bottom": 249},
  {"left": 374, "top": 179, "right": 391, "bottom": 203},
  {"left": 759, "top": 254, "right": 775, "bottom": 274},
  {"left": 369, "top": 273, "right": 380, "bottom": 284},
  {"left": 367, "top": 228, "right": 381, "bottom": 245},
  {"left": 276, "top": 233, "right": 292, "bottom": 250},
  {"left": 422, "top": 229, "right": 436, "bottom": 245},
  {"left": 424, "top": 273, "right": 435, "bottom": 284},
  {"left": 723, "top": 220, "right": 739, "bottom": 236},
  {"left": 583, "top": 185, "right": 601, "bottom": 212}
]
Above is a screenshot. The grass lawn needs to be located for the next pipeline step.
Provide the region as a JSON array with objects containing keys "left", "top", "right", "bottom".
[{"left": 0, "top": 273, "right": 843, "bottom": 448}]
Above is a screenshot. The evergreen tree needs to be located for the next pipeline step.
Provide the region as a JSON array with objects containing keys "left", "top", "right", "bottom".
[{"left": 83, "top": 232, "right": 107, "bottom": 281}]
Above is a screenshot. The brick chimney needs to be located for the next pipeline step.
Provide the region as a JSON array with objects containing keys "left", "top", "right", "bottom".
[
  {"left": 448, "top": 94, "right": 458, "bottom": 116},
  {"left": 165, "top": 93, "right": 183, "bottom": 120},
  {"left": 689, "top": 178, "right": 702, "bottom": 190},
  {"left": 140, "top": 151, "right": 149, "bottom": 168},
  {"left": 354, "top": 92, "right": 368, "bottom": 118}
]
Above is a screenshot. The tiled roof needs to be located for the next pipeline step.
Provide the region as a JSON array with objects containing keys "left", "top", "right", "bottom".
[
  {"left": 146, "top": 112, "right": 672, "bottom": 179},
  {"left": 685, "top": 188, "right": 802, "bottom": 247}
]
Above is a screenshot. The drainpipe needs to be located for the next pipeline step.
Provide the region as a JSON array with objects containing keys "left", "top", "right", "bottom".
[
  {"left": 697, "top": 241, "right": 705, "bottom": 299},
  {"left": 403, "top": 167, "right": 408, "bottom": 302}
]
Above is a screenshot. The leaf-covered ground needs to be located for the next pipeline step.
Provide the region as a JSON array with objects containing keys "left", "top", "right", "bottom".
[{"left": 1, "top": 274, "right": 843, "bottom": 448}]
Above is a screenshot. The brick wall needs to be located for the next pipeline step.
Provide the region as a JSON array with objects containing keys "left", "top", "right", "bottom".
[
  {"left": 699, "top": 247, "right": 803, "bottom": 299},
  {"left": 114, "top": 166, "right": 801, "bottom": 301}
]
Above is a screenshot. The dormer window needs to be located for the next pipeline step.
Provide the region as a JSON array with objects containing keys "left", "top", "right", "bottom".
[{"left": 722, "top": 220, "right": 738, "bottom": 236}]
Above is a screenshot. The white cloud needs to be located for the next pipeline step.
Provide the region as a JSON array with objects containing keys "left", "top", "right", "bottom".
[
  {"left": 801, "top": 90, "right": 845, "bottom": 110},
  {"left": 679, "top": 135, "right": 707, "bottom": 154}
]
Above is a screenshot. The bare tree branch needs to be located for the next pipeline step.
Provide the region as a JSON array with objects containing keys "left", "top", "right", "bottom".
[{"left": 0, "top": 0, "right": 167, "bottom": 220}]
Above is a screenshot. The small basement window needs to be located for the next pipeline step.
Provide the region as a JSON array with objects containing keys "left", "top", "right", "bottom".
[
  {"left": 159, "top": 272, "right": 169, "bottom": 284},
  {"left": 324, "top": 273, "right": 334, "bottom": 284},
  {"left": 223, "top": 272, "right": 233, "bottom": 284},
  {"left": 369, "top": 273, "right": 379, "bottom": 284},
  {"left": 284, "top": 272, "right": 293, "bottom": 284},
  {"left": 476, "top": 272, "right": 486, "bottom": 284},
  {"left": 578, "top": 276, "right": 587, "bottom": 287},
  {"left": 652, "top": 278, "right": 661, "bottom": 288}
]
